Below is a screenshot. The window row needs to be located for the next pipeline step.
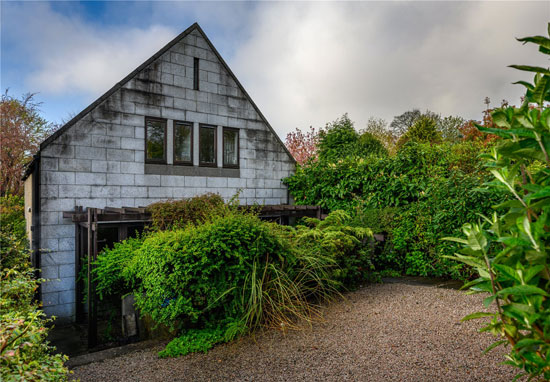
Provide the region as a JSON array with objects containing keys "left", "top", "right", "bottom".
[{"left": 145, "top": 118, "right": 239, "bottom": 168}]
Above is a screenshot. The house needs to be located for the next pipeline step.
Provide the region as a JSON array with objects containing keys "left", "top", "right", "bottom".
[{"left": 23, "top": 23, "right": 296, "bottom": 322}]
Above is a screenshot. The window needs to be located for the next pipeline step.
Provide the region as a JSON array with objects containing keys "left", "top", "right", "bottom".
[
  {"left": 145, "top": 118, "right": 166, "bottom": 163},
  {"left": 173, "top": 121, "right": 193, "bottom": 165},
  {"left": 199, "top": 125, "right": 216, "bottom": 166},
  {"left": 193, "top": 57, "right": 199, "bottom": 91},
  {"left": 223, "top": 127, "right": 239, "bottom": 168}
]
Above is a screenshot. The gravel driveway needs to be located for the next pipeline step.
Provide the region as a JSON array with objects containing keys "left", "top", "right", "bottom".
[{"left": 71, "top": 282, "right": 517, "bottom": 381}]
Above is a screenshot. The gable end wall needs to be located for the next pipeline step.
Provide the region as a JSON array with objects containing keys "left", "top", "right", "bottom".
[{"left": 38, "top": 28, "right": 295, "bottom": 320}]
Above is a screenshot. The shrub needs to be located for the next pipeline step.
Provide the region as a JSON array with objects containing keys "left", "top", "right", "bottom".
[
  {"left": 147, "top": 193, "right": 225, "bottom": 231},
  {"left": 158, "top": 326, "right": 228, "bottom": 358},
  {"left": 93, "top": 235, "right": 145, "bottom": 300},
  {"left": 294, "top": 210, "right": 376, "bottom": 287},
  {"left": 92, "top": 206, "right": 375, "bottom": 357},
  {"left": 0, "top": 236, "right": 69, "bottom": 381},
  {"left": 0, "top": 195, "right": 26, "bottom": 242},
  {"left": 1, "top": 232, "right": 30, "bottom": 272},
  {"left": 446, "top": 25, "right": 550, "bottom": 380},
  {"left": 284, "top": 138, "right": 505, "bottom": 279},
  {"left": 122, "top": 211, "right": 337, "bottom": 334}
]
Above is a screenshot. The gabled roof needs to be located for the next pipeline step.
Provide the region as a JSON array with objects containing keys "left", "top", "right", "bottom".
[{"left": 36, "top": 22, "right": 295, "bottom": 162}]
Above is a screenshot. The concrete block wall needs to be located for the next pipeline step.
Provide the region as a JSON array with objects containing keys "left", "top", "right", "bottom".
[{"left": 38, "top": 27, "right": 295, "bottom": 321}]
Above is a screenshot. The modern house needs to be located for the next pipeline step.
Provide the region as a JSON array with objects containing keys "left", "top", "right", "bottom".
[{"left": 23, "top": 23, "right": 296, "bottom": 322}]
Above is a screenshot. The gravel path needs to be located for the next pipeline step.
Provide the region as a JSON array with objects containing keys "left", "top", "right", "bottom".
[{"left": 72, "top": 283, "right": 517, "bottom": 381}]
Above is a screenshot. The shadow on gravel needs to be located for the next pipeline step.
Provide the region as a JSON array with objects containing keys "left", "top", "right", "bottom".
[{"left": 382, "top": 276, "right": 464, "bottom": 290}]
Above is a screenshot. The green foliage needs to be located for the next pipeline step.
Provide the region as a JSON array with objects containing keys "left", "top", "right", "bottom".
[
  {"left": 158, "top": 326, "right": 228, "bottom": 358},
  {"left": 317, "top": 114, "right": 359, "bottom": 162},
  {"left": 397, "top": 115, "right": 442, "bottom": 148},
  {"left": 0, "top": 195, "right": 26, "bottom": 241},
  {"left": 93, "top": 203, "right": 374, "bottom": 357},
  {"left": 1, "top": 264, "right": 69, "bottom": 381},
  {"left": 317, "top": 114, "right": 387, "bottom": 162},
  {"left": 124, "top": 213, "right": 291, "bottom": 330},
  {"left": 446, "top": 24, "right": 550, "bottom": 380},
  {"left": 147, "top": 193, "right": 226, "bottom": 230},
  {"left": 351, "top": 206, "right": 400, "bottom": 234},
  {"left": 295, "top": 210, "right": 376, "bottom": 287},
  {"left": 437, "top": 115, "right": 465, "bottom": 142},
  {"left": 93, "top": 235, "right": 145, "bottom": 300},
  {"left": 357, "top": 131, "right": 388, "bottom": 157},
  {"left": 1, "top": 232, "right": 30, "bottom": 272},
  {"left": 285, "top": 139, "right": 503, "bottom": 279}
]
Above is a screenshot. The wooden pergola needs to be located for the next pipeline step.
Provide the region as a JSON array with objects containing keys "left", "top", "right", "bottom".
[{"left": 63, "top": 204, "right": 322, "bottom": 348}]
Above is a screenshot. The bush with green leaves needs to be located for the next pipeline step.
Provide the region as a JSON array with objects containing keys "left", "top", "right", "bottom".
[
  {"left": 445, "top": 25, "right": 550, "bottom": 380},
  {"left": 0, "top": 195, "right": 26, "bottom": 242},
  {"left": 294, "top": 210, "right": 376, "bottom": 287},
  {"left": 92, "top": 204, "right": 377, "bottom": 357},
  {"left": 93, "top": 235, "right": 145, "bottom": 300},
  {"left": 0, "top": 233, "right": 69, "bottom": 382},
  {"left": 147, "top": 193, "right": 226, "bottom": 231},
  {"left": 284, "top": 138, "right": 503, "bottom": 279}
]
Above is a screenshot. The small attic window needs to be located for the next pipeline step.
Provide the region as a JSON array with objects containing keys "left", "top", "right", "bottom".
[{"left": 193, "top": 57, "right": 199, "bottom": 90}]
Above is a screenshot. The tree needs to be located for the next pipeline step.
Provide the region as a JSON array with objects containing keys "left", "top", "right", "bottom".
[
  {"left": 285, "top": 126, "right": 319, "bottom": 165},
  {"left": 317, "top": 114, "right": 359, "bottom": 161},
  {"left": 389, "top": 109, "right": 422, "bottom": 137},
  {"left": 0, "top": 91, "right": 52, "bottom": 196},
  {"left": 397, "top": 115, "right": 442, "bottom": 148},
  {"left": 362, "top": 117, "right": 397, "bottom": 154},
  {"left": 436, "top": 115, "right": 465, "bottom": 142},
  {"left": 357, "top": 132, "right": 388, "bottom": 157},
  {"left": 459, "top": 98, "right": 508, "bottom": 145}
]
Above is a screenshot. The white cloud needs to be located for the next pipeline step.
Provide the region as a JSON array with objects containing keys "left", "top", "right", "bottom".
[{"left": 6, "top": 3, "right": 176, "bottom": 96}]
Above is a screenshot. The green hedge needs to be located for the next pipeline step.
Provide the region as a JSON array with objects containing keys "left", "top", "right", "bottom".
[{"left": 285, "top": 141, "right": 505, "bottom": 279}]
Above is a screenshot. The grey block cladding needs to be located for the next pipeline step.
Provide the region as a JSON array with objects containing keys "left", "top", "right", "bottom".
[{"left": 36, "top": 25, "right": 295, "bottom": 321}]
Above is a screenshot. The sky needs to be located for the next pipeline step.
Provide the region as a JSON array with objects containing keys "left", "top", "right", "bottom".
[{"left": 1, "top": 1, "right": 549, "bottom": 138}]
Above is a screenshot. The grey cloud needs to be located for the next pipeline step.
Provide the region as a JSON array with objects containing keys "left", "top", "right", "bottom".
[{"left": 229, "top": 2, "right": 550, "bottom": 137}]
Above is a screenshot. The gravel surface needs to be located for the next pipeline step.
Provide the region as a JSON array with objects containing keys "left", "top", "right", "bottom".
[{"left": 72, "top": 283, "right": 517, "bottom": 381}]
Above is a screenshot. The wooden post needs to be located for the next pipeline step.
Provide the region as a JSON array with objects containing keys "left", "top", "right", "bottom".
[{"left": 118, "top": 225, "right": 128, "bottom": 241}]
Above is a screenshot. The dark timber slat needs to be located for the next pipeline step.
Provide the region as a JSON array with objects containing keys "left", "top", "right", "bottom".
[{"left": 64, "top": 205, "right": 322, "bottom": 223}]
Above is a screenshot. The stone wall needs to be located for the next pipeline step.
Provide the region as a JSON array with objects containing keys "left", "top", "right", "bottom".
[{"left": 38, "top": 27, "right": 295, "bottom": 320}]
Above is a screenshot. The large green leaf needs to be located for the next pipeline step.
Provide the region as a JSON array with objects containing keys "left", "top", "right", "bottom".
[
  {"left": 497, "top": 285, "right": 549, "bottom": 297},
  {"left": 516, "top": 36, "right": 550, "bottom": 51},
  {"left": 493, "top": 264, "right": 521, "bottom": 282},
  {"left": 531, "top": 75, "right": 550, "bottom": 105},
  {"left": 461, "top": 312, "right": 494, "bottom": 321},
  {"left": 509, "top": 65, "right": 550, "bottom": 75}
]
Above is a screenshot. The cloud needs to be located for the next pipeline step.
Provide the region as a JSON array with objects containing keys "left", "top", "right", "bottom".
[
  {"left": 4, "top": 2, "right": 176, "bottom": 96},
  {"left": 3, "top": 1, "right": 549, "bottom": 137},
  {"left": 229, "top": 2, "right": 550, "bottom": 136}
]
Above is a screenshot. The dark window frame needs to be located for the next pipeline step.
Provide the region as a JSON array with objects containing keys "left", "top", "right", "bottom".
[
  {"left": 173, "top": 120, "right": 194, "bottom": 166},
  {"left": 144, "top": 117, "right": 167, "bottom": 164},
  {"left": 222, "top": 127, "right": 240, "bottom": 169},
  {"left": 198, "top": 124, "right": 217, "bottom": 167},
  {"left": 193, "top": 57, "right": 200, "bottom": 91}
]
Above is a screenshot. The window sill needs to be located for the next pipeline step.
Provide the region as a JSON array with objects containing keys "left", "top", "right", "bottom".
[{"left": 145, "top": 164, "right": 240, "bottom": 178}]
